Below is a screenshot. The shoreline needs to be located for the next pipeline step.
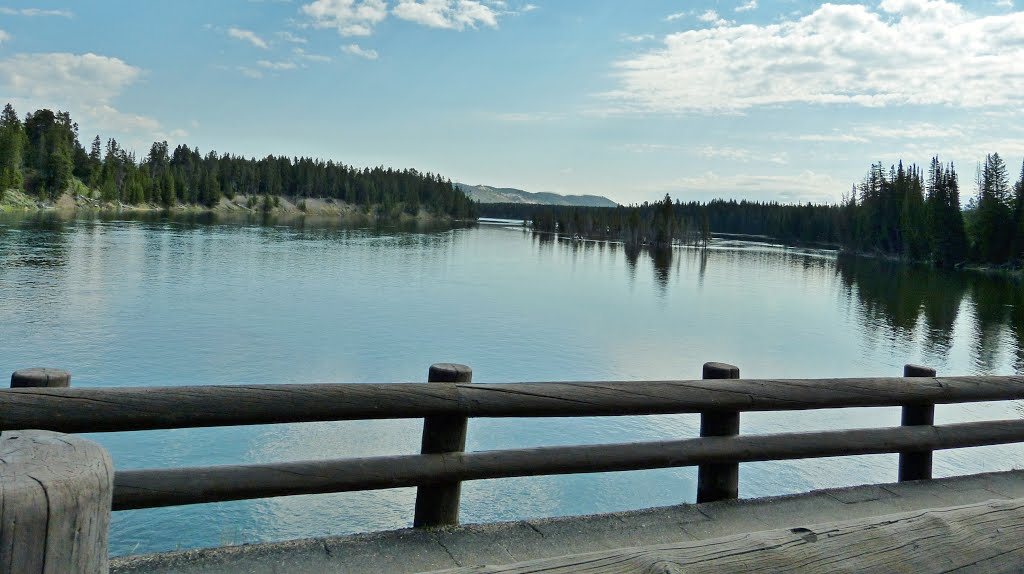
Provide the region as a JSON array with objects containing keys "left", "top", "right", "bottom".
[{"left": 0, "top": 189, "right": 450, "bottom": 223}]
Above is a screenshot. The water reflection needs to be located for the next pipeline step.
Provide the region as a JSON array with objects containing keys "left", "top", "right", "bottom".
[
  {"left": 4, "top": 214, "right": 1024, "bottom": 556},
  {"left": 835, "top": 255, "right": 1021, "bottom": 375}
]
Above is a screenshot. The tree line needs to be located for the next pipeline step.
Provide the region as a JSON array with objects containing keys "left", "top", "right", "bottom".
[
  {"left": 0, "top": 103, "right": 477, "bottom": 219},
  {"left": 481, "top": 154, "right": 1024, "bottom": 268}
]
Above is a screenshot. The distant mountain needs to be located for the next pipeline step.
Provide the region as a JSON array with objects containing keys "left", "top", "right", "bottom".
[{"left": 456, "top": 183, "right": 618, "bottom": 207}]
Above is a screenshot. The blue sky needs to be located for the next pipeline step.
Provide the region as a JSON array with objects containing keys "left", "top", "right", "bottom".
[{"left": 1, "top": 0, "right": 1022, "bottom": 205}]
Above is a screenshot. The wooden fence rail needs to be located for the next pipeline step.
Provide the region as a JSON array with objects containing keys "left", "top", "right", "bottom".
[
  {"left": 3, "top": 375, "right": 1024, "bottom": 433},
  {"left": 6, "top": 362, "right": 1024, "bottom": 533},
  {"left": 111, "top": 418, "right": 1024, "bottom": 510}
]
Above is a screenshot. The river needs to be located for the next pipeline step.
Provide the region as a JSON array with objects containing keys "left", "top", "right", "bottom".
[{"left": 1, "top": 211, "right": 1022, "bottom": 555}]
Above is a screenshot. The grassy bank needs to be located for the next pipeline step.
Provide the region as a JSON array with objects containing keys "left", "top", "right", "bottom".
[{"left": 0, "top": 188, "right": 449, "bottom": 223}]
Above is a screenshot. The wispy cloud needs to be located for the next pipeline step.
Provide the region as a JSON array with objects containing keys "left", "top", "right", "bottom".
[
  {"left": 606, "top": 1, "right": 1024, "bottom": 114},
  {"left": 227, "top": 27, "right": 269, "bottom": 49},
  {"left": 342, "top": 43, "right": 379, "bottom": 60},
  {"left": 237, "top": 66, "right": 265, "bottom": 79},
  {"left": 735, "top": 1, "right": 757, "bottom": 13},
  {"left": 699, "top": 145, "right": 787, "bottom": 164},
  {"left": 0, "top": 30, "right": 9, "bottom": 43},
  {"left": 277, "top": 31, "right": 308, "bottom": 43},
  {"left": 664, "top": 11, "right": 687, "bottom": 22},
  {"left": 293, "top": 47, "right": 332, "bottom": 62},
  {"left": 793, "top": 123, "right": 967, "bottom": 145},
  {"left": 0, "top": 7, "right": 73, "bottom": 17},
  {"left": 646, "top": 171, "right": 844, "bottom": 203},
  {"left": 257, "top": 59, "right": 298, "bottom": 70},
  {"left": 621, "top": 33, "right": 654, "bottom": 42}
]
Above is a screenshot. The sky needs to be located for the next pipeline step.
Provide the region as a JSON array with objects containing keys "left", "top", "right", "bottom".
[{"left": 1, "top": 0, "right": 1023, "bottom": 205}]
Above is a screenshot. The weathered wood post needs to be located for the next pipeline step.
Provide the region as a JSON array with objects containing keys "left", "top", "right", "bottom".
[
  {"left": 11, "top": 367, "right": 71, "bottom": 388},
  {"left": 414, "top": 363, "right": 473, "bottom": 527},
  {"left": 0, "top": 430, "right": 113, "bottom": 573},
  {"left": 696, "top": 362, "right": 740, "bottom": 503},
  {"left": 899, "top": 364, "right": 937, "bottom": 482}
]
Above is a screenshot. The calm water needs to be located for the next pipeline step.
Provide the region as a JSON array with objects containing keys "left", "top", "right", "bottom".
[{"left": 1, "top": 212, "right": 1023, "bottom": 556}]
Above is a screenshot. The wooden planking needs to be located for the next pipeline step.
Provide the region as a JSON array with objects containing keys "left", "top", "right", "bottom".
[
  {"left": 113, "top": 418, "right": 1024, "bottom": 510},
  {"left": 4, "top": 375, "right": 1024, "bottom": 432},
  {"left": 0, "top": 430, "right": 113, "bottom": 574},
  {"left": 425, "top": 498, "right": 1024, "bottom": 573}
]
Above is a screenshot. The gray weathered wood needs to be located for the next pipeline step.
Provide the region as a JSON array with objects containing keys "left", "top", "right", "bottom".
[
  {"left": 112, "top": 418, "right": 1024, "bottom": 510},
  {"left": 10, "top": 368, "right": 70, "bottom": 388},
  {"left": 900, "top": 364, "right": 937, "bottom": 482},
  {"left": 426, "top": 498, "right": 1024, "bottom": 573},
  {"left": 0, "top": 430, "right": 113, "bottom": 573},
  {"left": 697, "top": 362, "right": 739, "bottom": 503},
  {"left": 415, "top": 364, "right": 473, "bottom": 528},
  {"left": 5, "top": 375, "right": 1024, "bottom": 433}
]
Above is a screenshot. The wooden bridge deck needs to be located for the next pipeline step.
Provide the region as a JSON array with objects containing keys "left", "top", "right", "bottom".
[{"left": 111, "top": 469, "right": 1024, "bottom": 574}]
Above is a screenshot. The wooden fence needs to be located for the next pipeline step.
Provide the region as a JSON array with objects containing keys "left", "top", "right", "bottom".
[{"left": 4, "top": 363, "right": 1024, "bottom": 530}]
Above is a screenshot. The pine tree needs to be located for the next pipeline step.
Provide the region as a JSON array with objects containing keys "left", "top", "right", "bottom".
[
  {"left": 976, "top": 153, "right": 1014, "bottom": 263},
  {"left": 0, "top": 103, "right": 26, "bottom": 198},
  {"left": 1014, "top": 159, "right": 1024, "bottom": 263}
]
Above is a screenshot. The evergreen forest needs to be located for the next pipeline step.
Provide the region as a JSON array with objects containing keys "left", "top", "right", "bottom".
[
  {"left": 0, "top": 104, "right": 477, "bottom": 219},
  {"left": 482, "top": 155, "right": 1024, "bottom": 268}
]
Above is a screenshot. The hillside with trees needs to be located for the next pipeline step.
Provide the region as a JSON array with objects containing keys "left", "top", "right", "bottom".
[
  {"left": 482, "top": 155, "right": 1024, "bottom": 268},
  {"left": 0, "top": 103, "right": 477, "bottom": 220}
]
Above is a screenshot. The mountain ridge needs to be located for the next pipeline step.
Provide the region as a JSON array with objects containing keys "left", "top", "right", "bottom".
[{"left": 456, "top": 183, "right": 618, "bottom": 207}]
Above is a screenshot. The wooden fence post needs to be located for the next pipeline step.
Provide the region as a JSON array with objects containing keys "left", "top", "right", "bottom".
[
  {"left": 414, "top": 363, "right": 472, "bottom": 528},
  {"left": 0, "top": 430, "right": 113, "bottom": 573},
  {"left": 899, "top": 364, "right": 937, "bottom": 482},
  {"left": 696, "top": 362, "right": 740, "bottom": 503},
  {"left": 11, "top": 368, "right": 71, "bottom": 388}
]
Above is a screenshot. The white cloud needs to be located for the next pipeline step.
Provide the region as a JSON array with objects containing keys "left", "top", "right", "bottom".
[
  {"left": 0, "top": 30, "right": 9, "bottom": 43},
  {"left": 521, "top": 3, "right": 537, "bottom": 12},
  {"left": 0, "top": 52, "right": 162, "bottom": 135},
  {"left": 697, "top": 10, "right": 732, "bottom": 26},
  {"left": 735, "top": 0, "right": 757, "bottom": 12},
  {"left": 301, "top": 0, "right": 388, "bottom": 36},
  {"left": 622, "top": 33, "right": 654, "bottom": 42},
  {"left": 393, "top": 0, "right": 498, "bottom": 30},
  {"left": 664, "top": 12, "right": 687, "bottom": 22},
  {"left": 606, "top": 1, "right": 1024, "bottom": 114},
  {"left": 227, "top": 27, "right": 269, "bottom": 49},
  {"left": 0, "top": 7, "right": 73, "bottom": 17},
  {"left": 257, "top": 59, "right": 299, "bottom": 70},
  {"left": 995, "top": 0, "right": 1014, "bottom": 7},
  {"left": 342, "top": 43, "right": 379, "bottom": 59}
]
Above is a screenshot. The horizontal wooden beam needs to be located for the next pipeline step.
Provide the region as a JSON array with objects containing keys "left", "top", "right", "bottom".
[
  {"left": 112, "top": 418, "right": 1024, "bottom": 510},
  {"left": 426, "top": 498, "right": 1024, "bottom": 573},
  {"left": 3, "top": 376, "right": 1024, "bottom": 433}
]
